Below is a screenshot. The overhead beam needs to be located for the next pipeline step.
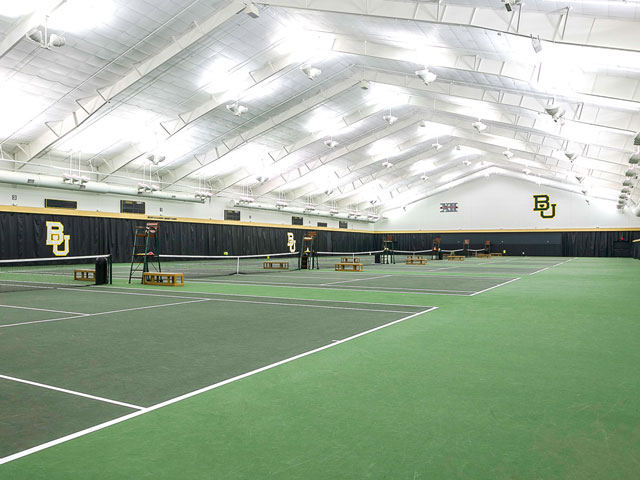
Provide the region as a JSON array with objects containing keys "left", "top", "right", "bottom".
[
  {"left": 14, "top": 0, "right": 246, "bottom": 167},
  {"left": 161, "top": 73, "right": 363, "bottom": 186},
  {"left": 213, "top": 103, "right": 383, "bottom": 192},
  {"left": 260, "top": 0, "right": 640, "bottom": 52}
]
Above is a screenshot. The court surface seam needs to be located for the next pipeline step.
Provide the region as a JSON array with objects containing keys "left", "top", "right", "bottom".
[{"left": 0, "top": 307, "right": 438, "bottom": 466}]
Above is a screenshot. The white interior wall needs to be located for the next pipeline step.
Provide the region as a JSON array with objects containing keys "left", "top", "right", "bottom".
[
  {"left": 377, "top": 175, "right": 640, "bottom": 231},
  {"left": 0, "top": 184, "right": 373, "bottom": 230}
]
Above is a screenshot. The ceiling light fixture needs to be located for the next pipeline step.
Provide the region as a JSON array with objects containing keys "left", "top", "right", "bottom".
[
  {"left": 503, "top": 149, "right": 514, "bottom": 159},
  {"left": 243, "top": 1, "right": 260, "bottom": 18},
  {"left": 531, "top": 34, "right": 542, "bottom": 53},
  {"left": 359, "top": 80, "right": 370, "bottom": 90},
  {"left": 226, "top": 102, "right": 248, "bottom": 116},
  {"left": 523, "top": 168, "right": 531, "bottom": 175},
  {"left": 324, "top": 138, "right": 338, "bottom": 148},
  {"left": 146, "top": 154, "right": 166, "bottom": 165},
  {"left": 25, "top": 22, "right": 66, "bottom": 50},
  {"left": 382, "top": 160, "right": 393, "bottom": 168},
  {"left": 300, "top": 63, "right": 322, "bottom": 80},
  {"left": 255, "top": 175, "right": 268, "bottom": 184},
  {"left": 634, "top": 131, "right": 640, "bottom": 145},
  {"left": 565, "top": 151, "right": 579, "bottom": 162},
  {"left": 472, "top": 120, "right": 487, "bottom": 133},
  {"left": 432, "top": 142, "right": 442, "bottom": 151},
  {"left": 415, "top": 68, "right": 437, "bottom": 86},
  {"left": 625, "top": 168, "right": 638, "bottom": 178},
  {"left": 629, "top": 153, "right": 640, "bottom": 164},
  {"left": 420, "top": 174, "right": 429, "bottom": 181},
  {"left": 544, "top": 104, "right": 566, "bottom": 124},
  {"left": 462, "top": 159, "right": 472, "bottom": 166},
  {"left": 383, "top": 113, "right": 397, "bottom": 125}
]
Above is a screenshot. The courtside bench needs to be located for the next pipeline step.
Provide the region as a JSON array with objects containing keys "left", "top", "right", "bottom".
[
  {"left": 142, "top": 272, "right": 184, "bottom": 286},
  {"left": 335, "top": 263, "right": 364, "bottom": 272},
  {"left": 74, "top": 269, "right": 95, "bottom": 281},
  {"left": 263, "top": 261, "right": 289, "bottom": 270},
  {"left": 405, "top": 256, "right": 427, "bottom": 265},
  {"left": 476, "top": 253, "right": 492, "bottom": 258},
  {"left": 490, "top": 253, "right": 503, "bottom": 257},
  {"left": 448, "top": 255, "right": 465, "bottom": 261}
]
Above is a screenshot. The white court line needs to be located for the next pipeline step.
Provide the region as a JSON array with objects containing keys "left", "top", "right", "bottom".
[
  {"left": 0, "top": 282, "right": 55, "bottom": 290},
  {"left": 320, "top": 274, "right": 394, "bottom": 286},
  {"left": 0, "top": 304, "right": 87, "bottom": 315},
  {"left": 66, "top": 288, "right": 420, "bottom": 313},
  {"left": 156, "top": 277, "right": 476, "bottom": 294},
  {"left": 468, "top": 277, "right": 521, "bottom": 296},
  {"left": 0, "top": 306, "right": 438, "bottom": 465},
  {"left": 86, "top": 286, "right": 435, "bottom": 309},
  {"left": 529, "top": 257, "right": 577, "bottom": 275},
  {"left": 0, "top": 374, "right": 144, "bottom": 410},
  {"left": 0, "top": 299, "right": 210, "bottom": 329}
]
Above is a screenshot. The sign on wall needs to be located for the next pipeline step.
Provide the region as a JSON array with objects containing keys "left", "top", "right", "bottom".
[
  {"left": 533, "top": 194, "right": 557, "bottom": 219},
  {"left": 440, "top": 202, "right": 458, "bottom": 213},
  {"left": 45, "top": 221, "right": 70, "bottom": 256}
]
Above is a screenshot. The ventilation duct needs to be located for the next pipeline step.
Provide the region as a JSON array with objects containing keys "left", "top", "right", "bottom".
[{"left": 0, "top": 171, "right": 204, "bottom": 203}]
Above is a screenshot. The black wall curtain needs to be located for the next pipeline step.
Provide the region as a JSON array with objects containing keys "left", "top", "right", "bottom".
[
  {"left": 561, "top": 231, "right": 633, "bottom": 257},
  {"left": 1, "top": 212, "right": 637, "bottom": 260}
]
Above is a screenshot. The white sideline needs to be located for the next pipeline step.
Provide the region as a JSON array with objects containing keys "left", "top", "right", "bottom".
[
  {"left": 0, "top": 304, "right": 87, "bottom": 315},
  {"left": 320, "top": 274, "right": 394, "bottom": 286},
  {"left": 0, "top": 307, "right": 438, "bottom": 465},
  {"left": 529, "top": 257, "right": 577, "bottom": 275},
  {"left": 468, "top": 277, "right": 521, "bottom": 296},
  {"left": 0, "top": 374, "right": 144, "bottom": 410},
  {"left": 0, "top": 299, "right": 210, "bottom": 328}
]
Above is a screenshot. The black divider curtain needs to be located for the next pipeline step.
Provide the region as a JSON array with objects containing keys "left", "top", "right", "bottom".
[
  {"left": 0, "top": 212, "right": 637, "bottom": 260},
  {"left": 561, "top": 231, "right": 634, "bottom": 257}
]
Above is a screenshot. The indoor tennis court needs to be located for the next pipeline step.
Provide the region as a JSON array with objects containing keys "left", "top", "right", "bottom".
[{"left": 1, "top": 0, "right": 640, "bottom": 478}]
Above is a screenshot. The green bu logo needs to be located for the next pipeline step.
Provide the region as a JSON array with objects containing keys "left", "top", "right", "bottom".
[{"left": 533, "top": 195, "right": 556, "bottom": 219}]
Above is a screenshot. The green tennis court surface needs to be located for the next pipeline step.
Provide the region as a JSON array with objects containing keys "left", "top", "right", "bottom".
[{"left": 1, "top": 257, "right": 639, "bottom": 479}]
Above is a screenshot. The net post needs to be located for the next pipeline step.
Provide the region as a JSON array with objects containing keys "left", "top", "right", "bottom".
[
  {"left": 236, "top": 256, "right": 240, "bottom": 275},
  {"left": 109, "top": 254, "right": 113, "bottom": 284}
]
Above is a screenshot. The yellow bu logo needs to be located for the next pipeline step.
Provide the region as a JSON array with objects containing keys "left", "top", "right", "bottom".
[
  {"left": 45, "top": 221, "right": 71, "bottom": 256},
  {"left": 533, "top": 195, "right": 556, "bottom": 219},
  {"left": 286, "top": 232, "right": 296, "bottom": 253}
]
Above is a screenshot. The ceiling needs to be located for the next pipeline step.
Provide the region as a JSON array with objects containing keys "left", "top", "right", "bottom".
[{"left": 0, "top": 0, "right": 639, "bottom": 217}]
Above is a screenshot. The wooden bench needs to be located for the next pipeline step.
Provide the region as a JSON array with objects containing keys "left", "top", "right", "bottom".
[
  {"left": 335, "top": 263, "right": 364, "bottom": 272},
  {"left": 74, "top": 269, "right": 95, "bottom": 281},
  {"left": 448, "top": 255, "right": 465, "bottom": 261},
  {"left": 405, "top": 256, "right": 427, "bottom": 265},
  {"left": 142, "top": 272, "right": 184, "bottom": 286},
  {"left": 341, "top": 257, "right": 361, "bottom": 263},
  {"left": 263, "top": 261, "right": 289, "bottom": 270},
  {"left": 490, "top": 253, "right": 503, "bottom": 257},
  {"left": 476, "top": 253, "right": 492, "bottom": 258}
]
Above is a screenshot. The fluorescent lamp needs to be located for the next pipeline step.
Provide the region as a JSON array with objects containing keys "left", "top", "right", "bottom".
[
  {"left": 382, "top": 161, "right": 393, "bottom": 168},
  {"left": 629, "top": 153, "right": 640, "bottom": 164},
  {"left": 531, "top": 35, "right": 542, "bottom": 53},
  {"left": 432, "top": 143, "right": 442, "bottom": 151},
  {"left": 503, "top": 149, "right": 514, "bottom": 159},
  {"left": 324, "top": 138, "right": 338, "bottom": 148},
  {"left": 243, "top": 2, "right": 260, "bottom": 17},
  {"left": 565, "top": 151, "right": 579, "bottom": 162},
  {"left": 420, "top": 174, "right": 429, "bottom": 181}
]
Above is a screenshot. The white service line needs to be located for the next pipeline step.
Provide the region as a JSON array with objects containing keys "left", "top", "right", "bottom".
[
  {"left": 0, "top": 307, "right": 438, "bottom": 465},
  {"left": 162, "top": 278, "right": 476, "bottom": 294},
  {"left": 0, "top": 298, "right": 210, "bottom": 329},
  {"left": 0, "top": 283, "right": 55, "bottom": 290},
  {"left": 320, "top": 274, "right": 394, "bottom": 286},
  {"left": 0, "top": 304, "right": 87, "bottom": 315},
  {"left": 0, "top": 374, "right": 144, "bottom": 410},
  {"left": 88, "top": 286, "right": 435, "bottom": 309},
  {"left": 469, "top": 277, "right": 521, "bottom": 296}
]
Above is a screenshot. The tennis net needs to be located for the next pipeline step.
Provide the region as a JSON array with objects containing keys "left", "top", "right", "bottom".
[
  {"left": 0, "top": 254, "right": 112, "bottom": 293},
  {"left": 155, "top": 252, "right": 300, "bottom": 279}
]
